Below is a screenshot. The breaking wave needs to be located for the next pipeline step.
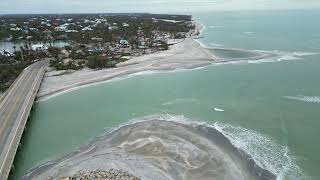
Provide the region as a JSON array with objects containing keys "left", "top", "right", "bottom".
[
  {"left": 24, "top": 114, "right": 302, "bottom": 180},
  {"left": 214, "top": 122, "right": 303, "bottom": 180},
  {"left": 212, "top": 106, "right": 225, "bottom": 112},
  {"left": 161, "top": 98, "right": 198, "bottom": 106},
  {"left": 285, "top": 95, "right": 320, "bottom": 103},
  {"left": 244, "top": 31, "right": 255, "bottom": 35}
]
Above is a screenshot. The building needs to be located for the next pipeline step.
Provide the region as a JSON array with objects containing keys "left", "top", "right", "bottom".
[
  {"left": 119, "top": 40, "right": 129, "bottom": 47},
  {"left": 82, "top": 27, "right": 93, "bottom": 31},
  {"left": 31, "top": 44, "right": 48, "bottom": 51}
]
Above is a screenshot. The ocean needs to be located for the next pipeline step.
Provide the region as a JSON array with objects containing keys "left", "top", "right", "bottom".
[{"left": 10, "top": 9, "right": 320, "bottom": 179}]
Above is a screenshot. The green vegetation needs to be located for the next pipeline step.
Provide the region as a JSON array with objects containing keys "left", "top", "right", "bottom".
[
  {"left": 0, "top": 13, "right": 195, "bottom": 92},
  {"left": 0, "top": 63, "right": 28, "bottom": 92}
]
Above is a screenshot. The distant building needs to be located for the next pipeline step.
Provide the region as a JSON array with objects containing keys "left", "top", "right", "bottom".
[
  {"left": 91, "top": 37, "right": 103, "bottom": 41},
  {"left": 10, "top": 27, "right": 21, "bottom": 31},
  {"left": 43, "top": 29, "right": 52, "bottom": 34},
  {"left": 122, "top": 23, "right": 129, "bottom": 27},
  {"left": 120, "top": 40, "right": 129, "bottom": 47},
  {"left": 108, "top": 26, "right": 118, "bottom": 31},
  {"left": 0, "top": 50, "right": 13, "bottom": 57},
  {"left": 31, "top": 44, "right": 48, "bottom": 51},
  {"left": 66, "top": 30, "right": 78, "bottom": 33},
  {"left": 29, "top": 28, "right": 39, "bottom": 32},
  {"left": 82, "top": 27, "right": 93, "bottom": 31},
  {"left": 55, "top": 26, "right": 67, "bottom": 32}
]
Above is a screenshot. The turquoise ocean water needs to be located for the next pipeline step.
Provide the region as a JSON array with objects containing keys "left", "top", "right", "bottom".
[{"left": 10, "top": 10, "right": 320, "bottom": 179}]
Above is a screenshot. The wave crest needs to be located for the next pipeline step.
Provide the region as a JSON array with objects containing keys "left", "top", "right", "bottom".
[{"left": 214, "top": 122, "right": 303, "bottom": 180}]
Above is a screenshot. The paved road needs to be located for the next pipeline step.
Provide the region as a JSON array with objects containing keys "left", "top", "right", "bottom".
[{"left": 0, "top": 60, "right": 48, "bottom": 180}]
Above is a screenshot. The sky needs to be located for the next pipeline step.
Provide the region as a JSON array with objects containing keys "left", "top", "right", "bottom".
[{"left": 1, "top": 0, "right": 320, "bottom": 14}]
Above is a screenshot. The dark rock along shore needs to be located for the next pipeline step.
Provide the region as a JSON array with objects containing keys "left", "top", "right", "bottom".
[{"left": 60, "top": 169, "right": 140, "bottom": 180}]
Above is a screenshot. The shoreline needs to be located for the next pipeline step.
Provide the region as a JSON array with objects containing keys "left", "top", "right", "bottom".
[
  {"left": 37, "top": 35, "right": 216, "bottom": 101},
  {"left": 23, "top": 116, "right": 276, "bottom": 180}
]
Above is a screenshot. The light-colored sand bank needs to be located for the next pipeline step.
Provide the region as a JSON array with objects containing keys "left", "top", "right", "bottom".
[
  {"left": 23, "top": 116, "right": 275, "bottom": 180},
  {"left": 37, "top": 38, "right": 215, "bottom": 100}
]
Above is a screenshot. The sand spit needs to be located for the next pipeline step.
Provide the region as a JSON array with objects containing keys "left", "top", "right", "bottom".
[
  {"left": 23, "top": 117, "right": 276, "bottom": 180},
  {"left": 37, "top": 38, "right": 215, "bottom": 100}
]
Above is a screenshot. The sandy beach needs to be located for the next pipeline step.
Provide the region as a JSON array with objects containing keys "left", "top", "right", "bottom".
[
  {"left": 23, "top": 116, "right": 275, "bottom": 180},
  {"left": 37, "top": 37, "right": 215, "bottom": 100}
]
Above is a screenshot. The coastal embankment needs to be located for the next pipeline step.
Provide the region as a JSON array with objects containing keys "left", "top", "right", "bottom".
[{"left": 23, "top": 115, "right": 276, "bottom": 180}]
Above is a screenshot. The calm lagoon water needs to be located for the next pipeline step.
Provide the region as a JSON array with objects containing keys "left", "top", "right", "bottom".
[{"left": 10, "top": 10, "right": 320, "bottom": 180}]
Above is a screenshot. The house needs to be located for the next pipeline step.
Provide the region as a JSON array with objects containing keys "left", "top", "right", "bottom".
[
  {"left": 108, "top": 26, "right": 118, "bottom": 31},
  {"left": 82, "top": 27, "right": 93, "bottom": 31},
  {"left": 43, "top": 29, "right": 52, "bottom": 34},
  {"left": 119, "top": 40, "right": 129, "bottom": 47},
  {"left": 31, "top": 44, "right": 48, "bottom": 51},
  {"left": 66, "top": 30, "right": 78, "bottom": 33},
  {"left": 55, "top": 26, "right": 67, "bottom": 32},
  {"left": 29, "top": 28, "right": 39, "bottom": 32},
  {"left": 10, "top": 27, "right": 21, "bottom": 31},
  {"left": 91, "top": 37, "right": 103, "bottom": 41},
  {"left": 122, "top": 23, "right": 129, "bottom": 27},
  {"left": 0, "top": 50, "right": 13, "bottom": 57}
]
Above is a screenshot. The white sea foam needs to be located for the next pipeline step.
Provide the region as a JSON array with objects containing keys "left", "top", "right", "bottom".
[
  {"left": 126, "top": 70, "right": 160, "bottom": 77},
  {"left": 37, "top": 71, "right": 162, "bottom": 103},
  {"left": 36, "top": 76, "right": 126, "bottom": 102},
  {"left": 37, "top": 65, "right": 212, "bottom": 103},
  {"left": 208, "top": 42, "right": 223, "bottom": 47},
  {"left": 212, "top": 107, "right": 225, "bottom": 112},
  {"left": 285, "top": 95, "right": 320, "bottom": 103},
  {"left": 161, "top": 98, "right": 197, "bottom": 106},
  {"left": 244, "top": 31, "right": 255, "bottom": 35},
  {"left": 293, "top": 52, "right": 318, "bottom": 56},
  {"left": 246, "top": 50, "right": 317, "bottom": 64},
  {"left": 213, "top": 122, "right": 304, "bottom": 180},
  {"left": 110, "top": 114, "right": 303, "bottom": 180}
]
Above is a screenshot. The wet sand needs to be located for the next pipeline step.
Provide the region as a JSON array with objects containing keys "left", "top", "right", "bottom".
[
  {"left": 23, "top": 116, "right": 276, "bottom": 180},
  {"left": 37, "top": 38, "right": 215, "bottom": 100}
]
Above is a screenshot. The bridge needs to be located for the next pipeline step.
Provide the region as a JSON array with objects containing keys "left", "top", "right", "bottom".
[{"left": 0, "top": 60, "right": 48, "bottom": 180}]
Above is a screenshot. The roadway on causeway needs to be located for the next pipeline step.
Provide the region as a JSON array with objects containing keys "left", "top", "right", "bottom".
[{"left": 0, "top": 60, "right": 48, "bottom": 180}]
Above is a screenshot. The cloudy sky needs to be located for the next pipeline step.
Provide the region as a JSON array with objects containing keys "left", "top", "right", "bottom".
[{"left": 1, "top": 0, "right": 320, "bottom": 14}]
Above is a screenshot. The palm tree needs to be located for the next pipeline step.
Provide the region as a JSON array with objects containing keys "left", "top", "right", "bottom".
[{"left": 20, "top": 46, "right": 24, "bottom": 61}]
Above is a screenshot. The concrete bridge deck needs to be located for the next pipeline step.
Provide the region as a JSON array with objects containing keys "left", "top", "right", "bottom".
[{"left": 0, "top": 60, "right": 48, "bottom": 180}]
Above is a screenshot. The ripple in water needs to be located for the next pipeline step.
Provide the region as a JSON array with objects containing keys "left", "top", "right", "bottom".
[{"left": 23, "top": 115, "right": 302, "bottom": 180}]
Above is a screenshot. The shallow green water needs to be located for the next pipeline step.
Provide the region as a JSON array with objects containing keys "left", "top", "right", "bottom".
[
  {"left": 11, "top": 10, "right": 320, "bottom": 179},
  {"left": 209, "top": 49, "right": 258, "bottom": 59}
]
